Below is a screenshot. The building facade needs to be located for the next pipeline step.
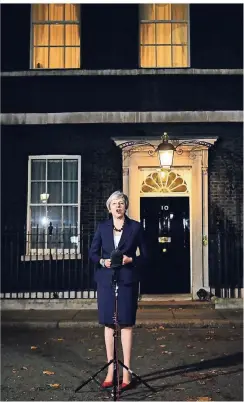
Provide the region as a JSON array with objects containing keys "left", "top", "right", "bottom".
[{"left": 1, "top": 3, "right": 243, "bottom": 300}]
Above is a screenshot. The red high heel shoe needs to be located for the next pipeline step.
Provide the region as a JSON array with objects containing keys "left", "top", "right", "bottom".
[
  {"left": 121, "top": 381, "right": 132, "bottom": 390},
  {"left": 101, "top": 381, "right": 113, "bottom": 388}
]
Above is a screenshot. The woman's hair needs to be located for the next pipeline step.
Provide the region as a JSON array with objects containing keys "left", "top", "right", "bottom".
[{"left": 106, "top": 191, "right": 129, "bottom": 211}]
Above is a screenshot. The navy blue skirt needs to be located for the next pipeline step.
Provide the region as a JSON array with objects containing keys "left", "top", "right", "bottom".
[{"left": 97, "top": 282, "right": 139, "bottom": 326}]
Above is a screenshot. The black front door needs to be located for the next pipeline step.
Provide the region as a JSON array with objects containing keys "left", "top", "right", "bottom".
[{"left": 140, "top": 197, "right": 190, "bottom": 294}]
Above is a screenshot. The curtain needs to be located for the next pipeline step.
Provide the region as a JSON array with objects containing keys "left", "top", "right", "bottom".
[
  {"left": 140, "top": 4, "right": 188, "bottom": 68},
  {"left": 32, "top": 4, "right": 80, "bottom": 69}
]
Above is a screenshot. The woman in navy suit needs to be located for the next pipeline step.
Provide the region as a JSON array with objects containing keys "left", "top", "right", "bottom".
[{"left": 89, "top": 191, "right": 147, "bottom": 389}]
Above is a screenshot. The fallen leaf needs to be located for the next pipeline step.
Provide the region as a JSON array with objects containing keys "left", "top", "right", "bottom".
[
  {"left": 21, "top": 366, "right": 28, "bottom": 370},
  {"left": 43, "top": 370, "right": 55, "bottom": 376},
  {"left": 162, "top": 351, "right": 172, "bottom": 354},
  {"left": 49, "top": 384, "right": 60, "bottom": 388},
  {"left": 88, "top": 349, "right": 93, "bottom": 351},
  {"left": 137, "top": 355, "right": 144, "bottom": 358},
  {"left": 160, "top": 344, "right": 166, "bottom": 348},
  {"left": 12, "top": 369, "right": 17, "bottom": 373},
  {"left": 57, "top": 338, "right": 64, "bottom": 341},
  {"left": 197, "top": 398, "right": 212, "bottom": 401},
  {"left": 158, "top": 325, "right": 165, "bottom": 329},
  {"left": 31, "top": 346, "right": 37, "bottom": 350},
  {"left": 169, "top": 332, "right": 175, "bottom": 335},
  {"left": 157, "top": 336, "right": 166, "bottom": 340}
]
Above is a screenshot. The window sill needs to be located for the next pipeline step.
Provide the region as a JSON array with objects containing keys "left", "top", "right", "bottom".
[{"left": 21, "top": 253, "right": 82, "bottom": 261}]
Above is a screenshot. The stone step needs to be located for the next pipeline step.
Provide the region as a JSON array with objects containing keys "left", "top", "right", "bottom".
[{"left": 138, "top": 300, "right": 213, "bottom": 310}]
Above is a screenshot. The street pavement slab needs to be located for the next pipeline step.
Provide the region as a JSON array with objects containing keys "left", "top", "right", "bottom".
[
  {"left": 1, "top": 326, "right": 243, "bottom": 401},
  {"left": 1, "top": 308, "right": 243, "bottom": 329}
]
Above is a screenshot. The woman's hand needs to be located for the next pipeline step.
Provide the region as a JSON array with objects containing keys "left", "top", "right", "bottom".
[
  {"left": 123, "top": 255, "right": 133, "bottom": 265},
  {"left": 104, "top": 259, "right": 111, "bottom": 268}
]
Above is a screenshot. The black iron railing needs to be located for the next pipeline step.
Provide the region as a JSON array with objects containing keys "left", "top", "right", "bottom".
[
  {"left": 209, "top": 230, "right": 243, "bottom": 298},
  {"left": 1, "top": 227, "right": 243, "bottom": 299},
  {"left": 1, "top": 227, "right": 97, "bottom": 299}
]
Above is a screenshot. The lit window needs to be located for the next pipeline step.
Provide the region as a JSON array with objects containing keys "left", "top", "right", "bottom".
[
  {"left": 140, "top": 4, "right": 189, "bottom": 68},
  {"left": 27, "top": 156, "right": 81, "bottom": 255},
  {"left": 31, "top": 4, "right": 81, "bottom": 69}
]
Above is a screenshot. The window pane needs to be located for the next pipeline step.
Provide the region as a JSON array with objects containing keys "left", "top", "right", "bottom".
[
  {"left": 50, "top": 25, "right": 64, "bottom": 46},
  {"left": 140, "top": 4, "right": 155, "bottom": 21},
  {"left": 65, "top": 25, "right": 80, "bottom": 46},
  {"left": 33, "top": 25, "right": 49, "bottom": 46},
  {"left": 47, "top": 182, "right": 62, "bottom": 203},
  {"left": 172, "top": 23, "right": 187, "bottom": 45},
  {"left": 33, "top": 47, "right": 49, "bottom": 69},
  {"left": 49, "top": 4, "right": 64, "bottom": 21},
  {"left": 63, "top": 206, "right": 78, "bottom": 227},
  {"left": 30, "top": 206, "right": 47, "bottom": 228},
  {"left": 140, "top": 23, "right": 155, "bottom": 45},
  {"left": 31, "top": 160, "right": 46, "bottom": 181},
  {"left": 157, "top": 46, "right": 172, "bottom": 67},
  {"left": 49, "top": 47, "right": 64, "bottom": 68},
  {"left": 47, "top": 206, "right": 62, "bottom": 228},
  {"left": 172, "top": 45, "right": 187, "bottom": 67},
  {"left": 32, "top": 4, "right": 48, "bottom": 22},
  {"left": 140, "top": 46, "right": 156, "bottom": 67},
  {"left": 65, "top": 4, "right": 80, "bottom": 21},
  {"left": 156, "top": 4, "right": 171, "bottom": 20},
  {"left": 47, "top": 160, "right": 62, "bottom": 180},
  {"left": 172, "top": 4, "right": 188, "bottom": 20},
  {"left": 63, "top": 160, "right": 78, "bottom": 180},
  {"left": 63, "top": 183, "right": 78, "bottom": 203},
  {"left": 156, "top": 23, "right": 171, "bottom": 45},
  {"left": 31, "top": 182, "right": 46, "bottom": 203},
  {"left": 65, "top": 47, "right": 80, "bottom": 68}
]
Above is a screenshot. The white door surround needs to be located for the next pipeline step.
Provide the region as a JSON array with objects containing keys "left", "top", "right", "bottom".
[{"left": 113, "top": 136, "right": 218, "bottom": 299}]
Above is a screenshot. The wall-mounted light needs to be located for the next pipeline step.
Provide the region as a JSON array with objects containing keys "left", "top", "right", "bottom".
[
  {"left": 119, "top": 133, "right": 215, "bottom": 171},
  {"left": 157, "top": 133, "right": 175, "bottom": 169}
]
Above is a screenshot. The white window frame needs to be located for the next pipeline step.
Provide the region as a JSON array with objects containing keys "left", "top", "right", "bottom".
[
  {"left": 139, "top": 3, "right": 191, "bottom": 68},
  {"left": 26, "top": 155, "right": 81, "bottom": 257},
  {"left": 30, "top": 4, "right": 81, "bottom": 69}
]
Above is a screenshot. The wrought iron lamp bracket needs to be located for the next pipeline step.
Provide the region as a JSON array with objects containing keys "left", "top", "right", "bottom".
[
  {"left": 119, "top": 138, "right": 214, "bottom": 163},
  {"left": 119, "top": 140, "right": 157, "bottom": 162},
  {"left": 174, "top": 140, "right": 214, "bottom": 160}
]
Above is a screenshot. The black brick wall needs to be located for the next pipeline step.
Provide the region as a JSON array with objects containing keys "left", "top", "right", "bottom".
[
  {"left": 1, "top": 123, "right": 243, "bottom": 291},
  {"left": 1, "top": 74, "right": 243, "bottom": 113},
  {"left": 2, "top": 122, "right": 242, "bottom": 230},
  {"left": 208, "top": 127, "right": 243, "bottom": 290}
]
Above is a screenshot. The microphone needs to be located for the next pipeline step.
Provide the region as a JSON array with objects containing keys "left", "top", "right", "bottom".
[{"left": 110, "top": 248, "right": 123, "bottom": 269}]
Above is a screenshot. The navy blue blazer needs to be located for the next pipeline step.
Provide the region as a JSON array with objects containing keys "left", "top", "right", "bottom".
[{"left": 89, "top": 216, "right": 147, "bottom": 286}]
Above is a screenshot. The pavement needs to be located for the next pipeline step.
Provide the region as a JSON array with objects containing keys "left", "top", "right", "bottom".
[
  {"left": 1, "top": 302, "right": 243, "bottom": 329},
  {"left": 1, "top": 326, "right": 243, "bottom": 401}
]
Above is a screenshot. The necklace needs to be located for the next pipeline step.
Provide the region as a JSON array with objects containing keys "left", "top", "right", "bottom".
[{"left": 113, "top": 221, "right": 125, "bottom": 232}]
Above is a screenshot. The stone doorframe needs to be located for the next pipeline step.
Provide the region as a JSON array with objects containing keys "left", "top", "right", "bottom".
[{"left": 113, "top": 136, "right": 218, "bottom": 299}]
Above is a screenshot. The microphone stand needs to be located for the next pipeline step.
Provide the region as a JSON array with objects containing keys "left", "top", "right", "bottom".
[{"left": 75, "top": 267, "right": 154, "bottom": 400}]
